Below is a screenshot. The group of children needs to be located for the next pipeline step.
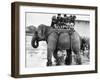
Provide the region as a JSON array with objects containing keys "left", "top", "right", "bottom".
[{"left": 51, "top": 14, "right": 76, "bottom": 29}]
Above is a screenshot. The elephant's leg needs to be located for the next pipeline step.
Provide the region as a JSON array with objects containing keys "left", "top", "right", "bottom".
[
  {"left": 46, "top": 32, "right": 58, "bottom": 66},
  {"left": 47, "top": 48, "right": 54, "bottom": 66},
  {"left": 65, "top": 49, "right": 72, "bottom": 65},
  {"left": 53, "top": 50, "right": 58, "bottom": 63},
  {"left": 53, "top": 49, "right": 58, "bottom": 59},
  {"left": 73, "top": 50, "right": 82, "bottom": 65},
  {"left": 71, "top": 31, "right": 82, "bottom": 64}
]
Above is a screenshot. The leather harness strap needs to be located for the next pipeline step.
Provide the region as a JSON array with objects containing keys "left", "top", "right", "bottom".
[{"left": 47, "top": 28, "right": 75, "bottom": 36}]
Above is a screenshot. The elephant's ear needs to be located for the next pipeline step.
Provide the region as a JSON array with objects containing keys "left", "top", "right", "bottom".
[
  {"left": 38, "top": 24, "right": 47, "bottom": 38},
  {"left": 41, "top": 25, "right": 46, "bottom": 37}
]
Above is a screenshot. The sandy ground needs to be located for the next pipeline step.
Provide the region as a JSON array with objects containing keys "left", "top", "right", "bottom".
[{"left": 26, "top": 35, "right": 89, "bottom": 68}]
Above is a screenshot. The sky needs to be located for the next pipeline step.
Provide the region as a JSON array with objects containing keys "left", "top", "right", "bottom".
[{"left": 26, "top": 12, "right": 90, "bottom": 27}]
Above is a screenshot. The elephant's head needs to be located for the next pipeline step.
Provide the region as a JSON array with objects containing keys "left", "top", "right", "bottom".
[{"left": 31, "top": 24, "right": 50, "bottom": 48}]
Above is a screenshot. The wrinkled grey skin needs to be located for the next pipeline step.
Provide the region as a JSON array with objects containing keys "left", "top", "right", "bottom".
[{"left": 31, "top": 24, "right": 82, "bottom": 66}]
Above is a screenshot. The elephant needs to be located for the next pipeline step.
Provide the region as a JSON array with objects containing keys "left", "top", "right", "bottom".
[
  {"left": 31, "top": 24, "right": 82, "bottom": 66},
  {"left": 81, "top": 37, "right": 90, "bottom": 59}
]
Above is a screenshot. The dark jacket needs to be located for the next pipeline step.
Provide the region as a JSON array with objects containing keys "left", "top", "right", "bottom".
[{"left": 51, "top": 18, "right": 57, "bottom": 28}]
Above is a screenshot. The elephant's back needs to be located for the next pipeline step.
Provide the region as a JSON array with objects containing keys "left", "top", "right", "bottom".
[{"left": 57, "top": 32, "right": 70, "bottom": 50}]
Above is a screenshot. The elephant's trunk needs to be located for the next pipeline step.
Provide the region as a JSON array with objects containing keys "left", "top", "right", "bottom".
[{"left": 31, "top": 35, "right": 39, "bottom": 48}]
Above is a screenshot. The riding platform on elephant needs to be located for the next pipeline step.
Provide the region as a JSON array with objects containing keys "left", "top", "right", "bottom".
[{"left": 47, "top": 28, "right": 75, "bottom": 36}]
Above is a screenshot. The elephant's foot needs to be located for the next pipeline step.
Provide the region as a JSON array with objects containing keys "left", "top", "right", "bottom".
[
  {"left": 65, "top": 61, "right": 71, "bottom": 65},
  {"left": 47, "top": 61, "right": 52, "bottom": 66},
  {"left": 76, "top": 58, "right": 82, "bottom": 65},
  {"left": 65, "top": 57, "right": 71, "bottom": 65}
]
